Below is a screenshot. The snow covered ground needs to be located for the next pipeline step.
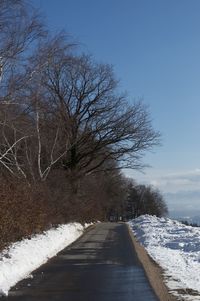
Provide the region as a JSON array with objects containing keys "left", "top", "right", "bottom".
[
  {"left": 128, "top": 215, "right": 200, "bottom": 301},
  {"left": 0, "top": 223, "right": 89, "bottom": 296}
]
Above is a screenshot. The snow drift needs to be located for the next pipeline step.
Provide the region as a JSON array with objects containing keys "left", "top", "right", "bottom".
[
  {"left": 129, "top": 215, "right": 200, "bottom": 301},
  {"left": 0, "top": 223, "right": 87, "bottom": 296}
]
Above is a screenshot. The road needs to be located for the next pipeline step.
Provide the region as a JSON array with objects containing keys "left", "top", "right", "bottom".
[{"left": 4, "top": 223, "right": 159, "bottom": 301}]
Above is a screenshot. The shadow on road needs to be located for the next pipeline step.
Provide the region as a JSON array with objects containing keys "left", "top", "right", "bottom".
[{"left": 4, "top": 223, "right": 159, "bottom": 301}]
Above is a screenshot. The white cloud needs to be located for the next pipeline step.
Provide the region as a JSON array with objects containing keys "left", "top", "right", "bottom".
[
  {"left": 125, "top": 168, "right": 200, "bottom": 215},
  {"left": 126, "top": 168, "right": 200, "bottom": 193}
]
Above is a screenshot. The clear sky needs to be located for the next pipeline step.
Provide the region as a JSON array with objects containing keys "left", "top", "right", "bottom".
[{"left": 32, "top": 0, "right": 200, "bottom": 215}]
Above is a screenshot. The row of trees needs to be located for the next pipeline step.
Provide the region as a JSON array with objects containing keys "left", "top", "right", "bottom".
[
  {"left": 0, "top": 0, "right": 167, "bottom": 248},
  {"left": 125, "top": 181, "right": 168, "bottom": 219},
  {"left": 106, "top": 179, "right": 168, "bottom": 221}
]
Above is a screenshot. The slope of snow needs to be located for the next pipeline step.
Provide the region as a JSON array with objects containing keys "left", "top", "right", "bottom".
[
  {"left": 128, "top": 215, "right": 200, "bottom": 301},
  {"left": 0, "top": 223, "right": 88, "bottom": 296}
]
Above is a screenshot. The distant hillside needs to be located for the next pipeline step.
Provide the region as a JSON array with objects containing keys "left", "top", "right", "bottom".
[{"left": 169, "top": 210, "right": 200, "bottom": 226}]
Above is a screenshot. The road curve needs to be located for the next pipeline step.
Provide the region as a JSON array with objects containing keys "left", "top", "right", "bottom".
[{"left": 4, "top": 223, "right": 159, "bottom": 301}]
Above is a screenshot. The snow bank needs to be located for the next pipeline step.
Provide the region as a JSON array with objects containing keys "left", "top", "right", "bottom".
[
  {"left": 0, "top": 223, "right": 87, "bottom": 296},
  {"left": 128, "top": 215, "right": 200, "bottom": 301}
]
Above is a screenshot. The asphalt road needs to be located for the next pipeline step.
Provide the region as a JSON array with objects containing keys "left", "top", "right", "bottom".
[{"left": 4, "top": 223, "right": 159, "bottom": 301}]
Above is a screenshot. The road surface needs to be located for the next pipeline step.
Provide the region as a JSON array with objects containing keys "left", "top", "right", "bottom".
[{"left": 4, "top": 223, "right": 159, "bottom": 301}]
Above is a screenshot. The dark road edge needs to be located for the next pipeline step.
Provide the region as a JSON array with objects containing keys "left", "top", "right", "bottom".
[{"left": 126, "top": 224, "right": 179, "bottom": 301}]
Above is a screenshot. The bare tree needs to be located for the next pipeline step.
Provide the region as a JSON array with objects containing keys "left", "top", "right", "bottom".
[
  {"left": 0, "top": 5, "right": 71, "bottom": 183},
  {"left": 0, "top": 100, "right": 71, "bottom": 183},
  {"left": 30, "top": 43, "right": 160, "bottom": 180},
  {"left": 126, "top": 183, "right": 168, "bottom": 218},
  {"left": 0, "top": 0, "right": 44, "bottom": 101},
  {"left": 0, "top": 0, "right": 44, "bottom": 63},
  {"left": 0, "top": 119, "right": 28, "bottom": 178}
]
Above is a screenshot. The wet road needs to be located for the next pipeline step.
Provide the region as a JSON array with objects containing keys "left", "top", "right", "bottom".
[{"left": 4, "top": 223, "right": 159, "bottom": 301}]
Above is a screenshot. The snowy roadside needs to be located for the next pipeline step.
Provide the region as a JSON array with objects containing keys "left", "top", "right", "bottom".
[
  {"left": 128, "top": 215, "right": 200, "bottom": 301},
  {"left": 0, "top": 222, "right": 90, "bottom": 296}
]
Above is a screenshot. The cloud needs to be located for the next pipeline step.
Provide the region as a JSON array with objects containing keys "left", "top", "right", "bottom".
[
  {"left": 125, "top": 168, "right": 200, "bottom": 215},
  {"left": 164, "top": 190, "right": 200, "bottom": 216},
  {"left": 161, "top": 169, "right": 200, "bottom": 183},
  {"left": 136, "top": 169, "right": 200, "bottom": 193}
]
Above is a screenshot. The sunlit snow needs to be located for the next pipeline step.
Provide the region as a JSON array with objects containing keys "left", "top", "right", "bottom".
[
  {"left": 129, "top": 215, "right": 200, "bottom": 301},
  {"left": 0, "top": 223, "right": 88, "bottom": 296}
]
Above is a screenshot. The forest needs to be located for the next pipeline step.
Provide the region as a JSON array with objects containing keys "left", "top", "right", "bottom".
[{"left": 0, "top": 0, "right": 168, "bottom": 249}]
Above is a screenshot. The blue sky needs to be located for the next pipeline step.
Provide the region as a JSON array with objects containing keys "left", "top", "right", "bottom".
[{"left": 32, "top": 0, "right": 200, "bottom": 214}]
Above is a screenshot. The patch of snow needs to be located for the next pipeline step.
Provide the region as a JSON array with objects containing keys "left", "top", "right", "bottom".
[
  {"left": 0, "top": 223, "right": 89, "bottom": 296},
  {"left": 128, "top": 215, "right": 200, "bottom": 301}
]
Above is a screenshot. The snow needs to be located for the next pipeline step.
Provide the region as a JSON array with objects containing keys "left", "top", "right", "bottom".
[
  {"left": 128, "top": 215, "right": 200, "bottom": 301},
  {"left": 0, "top": 223, "right": 89, "bottom": 296}
]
